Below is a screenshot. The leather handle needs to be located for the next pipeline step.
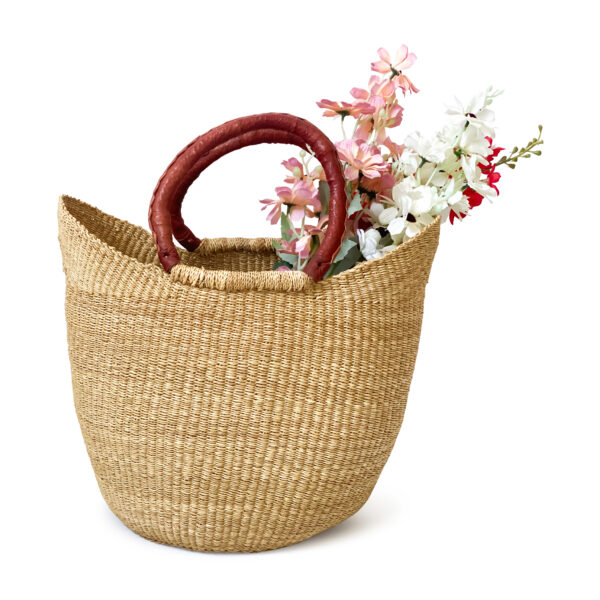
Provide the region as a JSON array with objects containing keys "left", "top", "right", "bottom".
[
  {"left": 148, "top": 113, "right": 348, "bottom": 282},
  {"left": 169, "top": 129, "right": 309, "bottom": 253}
]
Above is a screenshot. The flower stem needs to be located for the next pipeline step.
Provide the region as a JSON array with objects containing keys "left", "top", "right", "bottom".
[{"left": 495, "top": 125, "right": 544, "bottom": 169}]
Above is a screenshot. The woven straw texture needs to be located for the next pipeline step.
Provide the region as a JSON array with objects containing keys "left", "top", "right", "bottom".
[{"left": 58, "top": 194, "right": 440, "bottom": 552}]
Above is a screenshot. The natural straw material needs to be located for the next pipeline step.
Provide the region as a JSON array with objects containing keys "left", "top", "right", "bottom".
[{"left": 59, "top": 194, "right": 440, "bottom": 552}]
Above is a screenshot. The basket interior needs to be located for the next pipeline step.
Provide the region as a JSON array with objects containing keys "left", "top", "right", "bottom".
[{"left": 182, "top": 245, "right": 277, "bottom": 272}]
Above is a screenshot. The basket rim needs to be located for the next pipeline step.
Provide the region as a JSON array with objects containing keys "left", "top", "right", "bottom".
[{"left": 59, "top": 194, "right": 440, "bottom": 293}]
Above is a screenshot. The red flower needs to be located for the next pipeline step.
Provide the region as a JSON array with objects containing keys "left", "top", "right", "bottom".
[
  {"left": 486, "top": 169, "right": 501, "bottom": 194},
  {"left": 449, "top": 187, "right": 483, "bottom": 224},
  {"left": 479, "top": 136, "right": 503, "bottom": 195}
]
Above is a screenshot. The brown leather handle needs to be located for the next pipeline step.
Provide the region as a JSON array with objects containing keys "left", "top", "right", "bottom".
[
  {"left": 148, "top": 113, "right": 348, "bottom": 282},
  {"left": 169, "top": 129, "right": 309, "bottom": 252}
]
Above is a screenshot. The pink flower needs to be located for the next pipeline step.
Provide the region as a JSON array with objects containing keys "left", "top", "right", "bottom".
[
  {"left": 316, "top": 98, "right": 374, "bottom": 119},
  {"left": 371, "top": 46, "right": 417, "bottom": 76},
  {"left": 382, "top": 136, "right": 405, "bottom": 157},
  {"left": 360, "top": 170, "right": 395, "bottom": 196},
  {"left": 394, "top": 73, "right": 419, "bottom": 95},
  {"left": 309, "top": 164, "right": 326, "bottom": 181},
  {"left": 353, "top": 96, "right": 404, "bottom": 144},
  {"left": 282, "top": 157, "right": 304, "bottom": 183},
  {"left": 371, "top": 46, "right": 419, "bottom": 95},
  {"left": 279, "top": 233, "right": 312, "bottom": 260},
  {"left": 281, "top": 156, "right": 325, "bottom": 183},
  {"left": 294, "top": 234, "right": 313, "bottom": 259},
  {"left": 261, "top": 180, "right": 320, "bottom": 225},
  {"left": 304, "top": 215, "right": 328, "bottom": 239},
  {"left": 351, "top": 77, "right": 397, "bottom": 105},
  {"left": 354, "top": 118, "right": 374, "bottom": 144},
  {"left": 369, "top": 76, "right": 397, "bottom": 100},
  {"left": 335, "top": 139, "right": 387, "bottom": 181},
  {"left": 350, "top": 87, "right": 369, "bottom": 101},
  {"left": 260, "top": 196, "right": 284, "bottom": 225},
  {"left": 373, "top": 97, "right": 404, "bottom": 129}
]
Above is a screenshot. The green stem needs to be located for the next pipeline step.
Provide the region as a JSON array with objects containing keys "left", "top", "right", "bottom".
[{"left": 496, "top": 125, "right": 544, "bottom": 168}]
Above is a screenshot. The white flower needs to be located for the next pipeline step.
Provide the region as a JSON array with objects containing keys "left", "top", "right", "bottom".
[
  {"left": 437, "top": 148, "right": 462, "bottom": 178},
  {"left": 405, "top": 131, "right": 446, "bottom": 163},
  {"left": 420, "top": 162, "right": 450, "bottom": 187},
  {"left": 368, "top": 201, "right": 385, "bottom": 221},
  {"left": 404, "top": 194, "right": 436, "bottom": 239},
  {"left": 389, "top": 212, "right": 435, "bottom": 241},
  {"left": 439, "top": 189, "right": 471, "bottom": 223},
  {"left": 358, "top": 228, "right": 384, "bottom": 260},
  {"left": 446, "top": 92, "right": 497, "bottom": 137},
  {"left": 437, "top": 121, "right": 464, "bottom": 144},
  {"left": 461, "top": 154, "right": 498, "bottom": 200},
  {"left": 387, "top": 216, "right": 407, "bottom": 239},
  {"left": 411, "top": 185, "right": 438, "bottom": 215},
  {"left": 386, "top": 184, "right": 438, "bottom": 242},
  {"left": 397, "top": 147, "right": 419, "bottom": 176},
  {"left": 391, "top": 176, "right": 418, "bottom": 215},
  {"left": 378, "top": 206, "right": 399, "bottom": 226},
  {"left": 459, "top": 126, "right": 492, "bottom": 161}
]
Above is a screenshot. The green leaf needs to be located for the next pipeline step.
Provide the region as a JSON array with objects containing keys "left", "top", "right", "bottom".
[
  {"left": 272, "top": 259, "right": 293, "bottom": 271},
  {"left": 280, "top": 212, "right": 298, "bottom": 241},
  {"left": 277, "top": 252, "right": 299, "bottom": 265},
  {"left": 324, "top": 245, "right": 362, "bottom": 278},
  {"left": 332, "top": 238, "right": 357, "bottom": 264},
  {"left": 318, "top": 181, "right": 330, "bottom": 216},
  {"left": 348, "top": 191, "right": 363, "bottom": 216}
]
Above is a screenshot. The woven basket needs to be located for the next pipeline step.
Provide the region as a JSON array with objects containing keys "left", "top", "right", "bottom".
[{"left": 59, "top": 113, "right": 440, "bottom": 552}]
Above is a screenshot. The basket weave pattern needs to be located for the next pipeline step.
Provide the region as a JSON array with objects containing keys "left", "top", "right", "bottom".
[{"left": 59, "top": 195, "right": 440, "bottom": 552}]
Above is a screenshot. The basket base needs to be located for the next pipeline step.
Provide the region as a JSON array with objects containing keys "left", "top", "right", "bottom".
[{"left": 102, "top": 489, "right": 374, "bottom": 553}]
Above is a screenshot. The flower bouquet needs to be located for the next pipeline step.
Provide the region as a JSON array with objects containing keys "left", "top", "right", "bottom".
[{"left": 261, "top": 46, "right": 543, "bottom": 275}]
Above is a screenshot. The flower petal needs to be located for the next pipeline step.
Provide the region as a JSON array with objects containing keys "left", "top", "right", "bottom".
[
  {"left": 394, "top": 45, "right": 408, "bottom": 66},
  {"left": 377, "top": 47, "right": 391, "bottom": 63},
  {"left": 378, "top": 207, "right": 398, "bottom": 225},
  {"left": 371, "top": 60, "right": 390, "bottom": 74}
]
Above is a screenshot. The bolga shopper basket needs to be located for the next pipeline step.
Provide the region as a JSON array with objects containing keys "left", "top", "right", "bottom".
[{"left": 58, "top": 113, "right": 440, "bottom": 552}]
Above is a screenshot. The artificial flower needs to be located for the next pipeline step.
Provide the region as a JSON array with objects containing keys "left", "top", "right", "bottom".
[
  {"left": 371, "top": 46, "right": 417, "bottom": 77},
  {"left": 459, "top": 126, "right": 494, "bottom": 162},
  {"left": 357, "top": 228, "right": 384, "bottom": 260},
  {"left": 382, "top": 136, "right": 405, "bottom": 157},
  {"left": 335, "top": 139, "right": 387, "bottom": 180},
  {"left": 317, "top": 98, "right": 374, "bottom": 119},
  {"left": 461, "top": 154, "right": 498, "bottom": 200},
  {"left": 446, "top": 93, "right": 497, "bottom": 137},
  {"left": 261, "top": 180, "right": 320, "bottom": 225},
  {"left": 282, "top": 157, "right": 304, "bottom": 183},
  {"left": 405, "top": 131, "right": 446, "bottom": 163}
]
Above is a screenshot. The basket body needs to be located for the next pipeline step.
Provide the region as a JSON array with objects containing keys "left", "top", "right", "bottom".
[{"left": 58, "top": 195, "right": 440, "bottom": 552}]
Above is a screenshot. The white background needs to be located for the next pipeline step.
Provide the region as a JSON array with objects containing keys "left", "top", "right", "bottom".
[{"left": 1, "top": 1, "right": 598, "bottom": 598}]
